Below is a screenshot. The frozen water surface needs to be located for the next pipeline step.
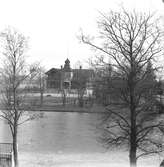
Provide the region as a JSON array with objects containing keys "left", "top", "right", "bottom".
[{"left": 0, "top": 112, "right": 162, "bottom": 166}]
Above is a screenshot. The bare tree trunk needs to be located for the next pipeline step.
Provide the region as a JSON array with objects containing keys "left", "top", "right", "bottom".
[
  {"left": 129, "top": 68, "right": 137, "bottom": 167},
  {"left": 13, "top": 110, "right": 19, "bottom": 167},
  {"left": 78, "top": 97, "right": 84, "bottom": 107},
  {"left": 62, "top": 90, "right": 66, "bottom": 106},
  {"left": 40, "top": 90, "right": 43, "bottom": 106},
  {"left": 78, "top": 90, "right": 84, "bottom": 107},
  {"left": 13, "top": 119, "right": 18, "bottom": 167},
  {"left": 39, "top": 77, "right": 44, "bottom": 106},
  {"left": 130, "top": 145, "right": 137, "bottom": 167},
  {"left": 130, "top": 108, "right": 137, "bottom": 167},
  {"left": 13, "top": 56, "right": 18, "bottom": 167}
]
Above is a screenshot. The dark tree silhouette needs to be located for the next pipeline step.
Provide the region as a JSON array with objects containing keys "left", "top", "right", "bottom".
[{"left": 80, "top": 9, "right": 164, "bottom": 167}]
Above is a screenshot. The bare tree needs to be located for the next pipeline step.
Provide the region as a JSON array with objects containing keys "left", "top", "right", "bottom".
[
  {"left": 93, "top": 64, "right": 113, "bottom": 106},
  {"left": 80, "top": 9, "right": 164, "bottom": 167},
  {"left": 0, "top": 27, "right": 38, "bottom": 167},
  {"left": 71, "top": 67, "right": 87, "bottom": 107},
  {"left": 35, "top": 66, "right": 46, "bottom": 106},
  {"left": 61, "top": 89, "right": 67, "bottom": 106}
]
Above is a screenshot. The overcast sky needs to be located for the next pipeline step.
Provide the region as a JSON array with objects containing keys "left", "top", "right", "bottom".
[{"left": 0, "top": 0, "right": 163, "bottom": 69}]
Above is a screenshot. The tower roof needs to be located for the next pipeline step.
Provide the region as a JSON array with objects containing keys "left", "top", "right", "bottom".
[
  {"left": 65, "top": 58, "right": 70, "bottom": 64},
  {"left": 64, "top": 58, "right": 71, "bottom": 72}
]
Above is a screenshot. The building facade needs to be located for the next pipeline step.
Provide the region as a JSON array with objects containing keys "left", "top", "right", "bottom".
[{"left": 45, "top": 59, "right": 94, "bottom": 93}]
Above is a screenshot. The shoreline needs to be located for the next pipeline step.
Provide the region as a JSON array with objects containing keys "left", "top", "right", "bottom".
[
  {"left": 0, "top": 104, "right": 108, "bottom": 113},
  {"left": 27, "top": 105, "right": 108, "bottom": 113}
]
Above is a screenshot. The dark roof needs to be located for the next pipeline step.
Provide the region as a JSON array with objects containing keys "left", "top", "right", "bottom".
[
  {"left": 45, "top": 68, "right": 60, "bottom": 75},
  {"left": 72, "top": 69, "right": 94, "bottom": 79},
  {"left": 45, "top": 68, "right": 94, "bottom": 78},
  {"left": 45, "top": 59, "right": 94, "bottom": 75},
  {"left": 63, "top": 58, "right": 71, "bottom": 72}
]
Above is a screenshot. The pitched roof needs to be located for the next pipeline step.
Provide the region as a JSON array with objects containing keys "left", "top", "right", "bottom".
[
  {"left": 72, "top": 69, "right": 94, "bottom": 79},
  {"left": 45, "top": 68, "right": 94, "bottom": 78},
  {"left": 45, "top": 68, "right": 60, "bottom": 75}
]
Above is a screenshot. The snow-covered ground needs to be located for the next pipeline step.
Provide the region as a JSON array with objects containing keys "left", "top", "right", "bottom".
[{"left": 19, "top": 152, "right": 161, "bottom": 167}]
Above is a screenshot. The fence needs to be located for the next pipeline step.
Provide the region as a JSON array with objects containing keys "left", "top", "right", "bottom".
[{"left": 0, "top": 143, "right": 13, "bottom": 167}]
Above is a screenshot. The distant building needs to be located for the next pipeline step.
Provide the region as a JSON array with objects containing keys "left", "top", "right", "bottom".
[{"left": 45, "top": 59, "right": 94, "bottom": 94}]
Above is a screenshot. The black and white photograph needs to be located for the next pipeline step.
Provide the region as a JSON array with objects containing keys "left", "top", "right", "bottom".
[{"left": 0, "top": 0, "right": 164, "bottom": 167}]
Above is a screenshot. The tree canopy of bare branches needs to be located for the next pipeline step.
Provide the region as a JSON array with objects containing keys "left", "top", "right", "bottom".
[
  {"left": 80, "top": 9, "right": 164, "bottom": 167},
  {"left": 0, "top": 27, "right": 38, "bottom": 167}
]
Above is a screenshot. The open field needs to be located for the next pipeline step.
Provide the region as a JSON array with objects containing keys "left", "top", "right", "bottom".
[
  {"left": 20, "top": 93, "right": 105, "bottom": 113},
  {"left": 0, "top": 92, "right": 104, "bottom": 112}
]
